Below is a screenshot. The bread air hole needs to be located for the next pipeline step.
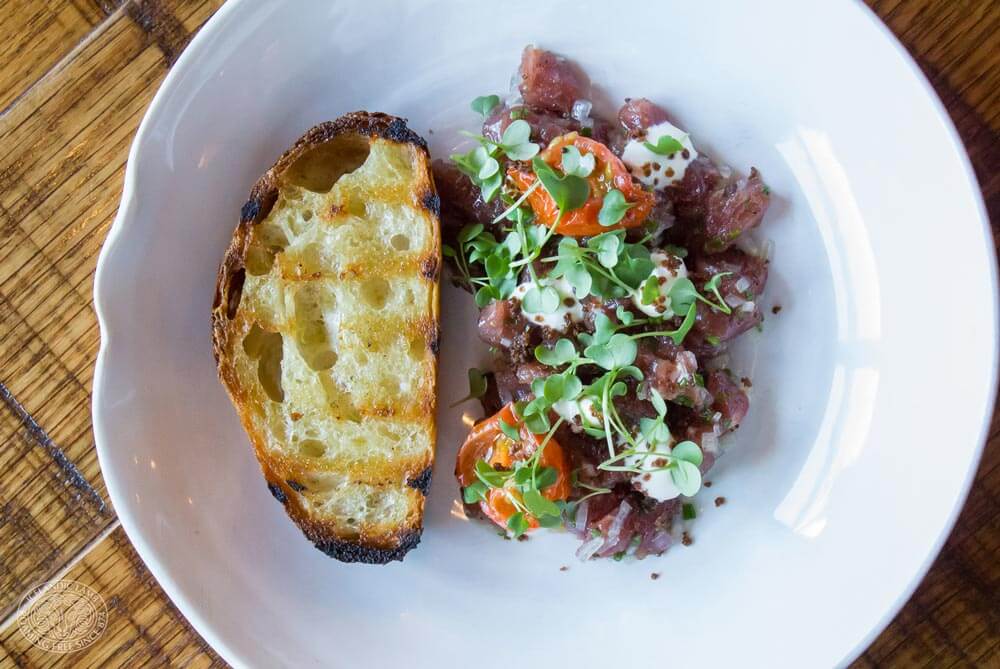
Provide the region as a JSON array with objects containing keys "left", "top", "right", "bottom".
[
  {"left": 225, "top": 268, "right": 245, "bottom": 319},
  {"left": 243, "top": 324, "right": 284, "bottom": 402},
  {"left": 318, "top": 374, "right": 362, "bottom": 422},
  {"left": 283, "top": 135, "right": 371, "bottom": 193},
  {"left": 360, "top": 277, "right": 390, "bottom": 309},
  {"left": 390, "top": 233, "right": 410, "bottom": 251},
  {"left": 293, "top": 285, "right": 338, "bottom": 371},
  {"left": 298, "top": 439, "right": 325, "bottom": 458},
  {"left": 408, "top": 336, "right": 425, "bottom": 359},
  {"left": 245, "top": 246, "right": 276, "bottom": 275},
  {"left": 344, "top": 193, "right": 367, "bottom": 218}
]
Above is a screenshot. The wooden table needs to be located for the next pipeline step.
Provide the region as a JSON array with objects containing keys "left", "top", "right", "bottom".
[{"left": 0, "top": 1, "right": 996, "bottom": 666}]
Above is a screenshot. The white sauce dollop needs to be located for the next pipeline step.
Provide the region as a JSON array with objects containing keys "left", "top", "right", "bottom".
[
  {"left": 513, "top": 277, "right": 583, "bottom": 331},
  {"left": 631, "top": 251, "right": 688, "bottom": 318},
  {"left": 552, "top": 396, "right": 602, "bottom": 431},
  {"left": 624, "top": 429, "right": 682, "bottom": 502},
  {"left": 621, "top": 120, "right": 698, "bottom": 189}
]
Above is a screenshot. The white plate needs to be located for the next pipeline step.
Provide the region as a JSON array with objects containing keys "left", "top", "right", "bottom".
[{"left": 92, "top": 1, "right": 998, "bottom": 667}]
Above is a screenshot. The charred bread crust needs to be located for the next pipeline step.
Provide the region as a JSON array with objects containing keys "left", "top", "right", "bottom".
[
  {"left": 314, "top": 531, "right": 422, "bottom": 565},
  {"left": 213, "top": 112, "right": 437, "bottom": 565},
  {"left": 406, "top": 466, "right": 433, "bottom": 495}
]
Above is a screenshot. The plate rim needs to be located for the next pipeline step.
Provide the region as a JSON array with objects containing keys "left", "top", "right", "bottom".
[{"left": 90, "top": 1, "right": 999, "bottom": 667}]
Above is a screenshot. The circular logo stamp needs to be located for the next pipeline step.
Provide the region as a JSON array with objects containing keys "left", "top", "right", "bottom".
[{"left": 18, "top": 580, "right": 108, "bottom": 653}]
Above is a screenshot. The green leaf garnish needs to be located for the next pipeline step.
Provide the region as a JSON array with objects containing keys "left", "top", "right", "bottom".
[
  {"left": 597, "top": 189, "right": 634, "bottom": 227},
  {"left": 560, "top": 145, "right": 595, "bottom": 178},
  {"left": 535, "top": 338, "right": 577, "bottom": 367},
  {"left": 449, "top": 368, "right": 488, "bottom": 407},
  {"left": 507, "top": 512, "right": 530, "bottom": 538},
  {"left": 523, "top": 489, "right": 561, "bottom": 519},
  {"left": 669, "top": 460, "right": 702, "bottom": 496},
  {"left": 500, "top": 120, "right": 540, "bottom": 161},
  {"left": 615, "top": 306, "right": 635, "bottom": 326},
  {"left": 640, "top": 275, "right": 660, "bottom": 305},
  {"left": 463, "top": 481, "right": 488, "bottom": 504},
  {"left": 535, "top": 466, "right": 559, "bottom": 491},
  {"left": 670, "top": 440, "right": 703, "bottom": 466},
  {"left": 682, "top": 503, "right": 697, "bottom": 520},
  {"left": 667, "top": 277, "right": 699, "bottom": 316},
  {"left": 585, "top": 333, "right": 638, "bottom": 370},
  {"left": 649, "top": 388, "right": 667, "bottom": 417},
  {"left": 499, "top": 418, "right": 520, "bottom": 442},
  {"left": 703, "top": 272, "right": 733, "bottom": 314},
  {"left": 531, "top": 157, "right": 590, "bottom": 215},
  {"left": 470, "top": 94, "right": 501, "bottom": 117},
  {"left": 643, "top": 134, "right": 684, "bottom": 155},
  {"left": 669, "top": 303, "right": 698, "bottom": 345},
  {"left": 522, "top": 284, "right": 560, "bottom": 313},
  {"left": 474, "top": 460, "right": 509, "bottom": 488}
]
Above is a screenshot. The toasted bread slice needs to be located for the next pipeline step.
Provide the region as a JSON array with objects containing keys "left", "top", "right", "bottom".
[{"left": 212, "top": 113, "right": 440, "bottom": 564}]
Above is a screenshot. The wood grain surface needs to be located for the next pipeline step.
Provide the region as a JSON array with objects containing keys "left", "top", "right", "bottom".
[{"left": 0, "top": 1, "right": 996, "bottom": 667}]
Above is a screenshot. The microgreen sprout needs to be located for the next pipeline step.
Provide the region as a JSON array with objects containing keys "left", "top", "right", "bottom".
[
  {"left": 449, "top": 368, "right": 488, "bottom": 407},
  {"left": 597, "top": 189, "right": 634, "bottom": 227},
  {"left": 470, "top": 94, "right": 501, "bottom": 117},
  {"left": 560, "top": 145, "right": 595, "bottom": 178},
  {"left": 643, "top": 134, "right": 685, "bottom": 156}
]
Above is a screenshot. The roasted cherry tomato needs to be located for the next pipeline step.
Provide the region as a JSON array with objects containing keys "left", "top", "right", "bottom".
[
  {"left": 455, "top": 403, "right": 571, "bottom": 531},
  {"left": 509, "top": 133, "right": 654, "bottom": 237}
]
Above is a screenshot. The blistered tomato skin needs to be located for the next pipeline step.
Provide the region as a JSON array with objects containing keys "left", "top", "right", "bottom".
[
  {"left": 455, "top": 403, "right": 571, "bottom": 532},
  {"left": 509, "top": 133, "right": 654, "bottom": 237}
]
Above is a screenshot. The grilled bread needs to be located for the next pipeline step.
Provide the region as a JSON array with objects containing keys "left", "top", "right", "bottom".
[{"left": 212, "top": 113, "right": 440, "bottom": 564}]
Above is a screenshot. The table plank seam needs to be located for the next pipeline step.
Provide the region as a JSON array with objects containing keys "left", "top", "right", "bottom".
[
  {"left": 0, "top": 381, "right": 106, "bottom": 514},
  {"left": 0, "top": 518, "right": 119, "bottom": 633},
  {"left": 0, "top": 5, "right": 127, "bottom": 120},
  {"left": 2, "top": 54, "right": 164, "bottom": 223},
  {"left": 123, "top": 0, "right": 192, "bottom": 66}
]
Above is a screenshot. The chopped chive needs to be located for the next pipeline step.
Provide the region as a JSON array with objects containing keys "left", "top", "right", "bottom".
[{"left": 682, "top": 503, "right": 697, "bottom": 520}]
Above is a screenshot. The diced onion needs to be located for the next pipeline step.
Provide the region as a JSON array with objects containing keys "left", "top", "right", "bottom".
[
  {"left": 573, "top": 499, "right": 590, "bottom": 536},
  {"left": 571, "top": 99, "right": 593, "bottom": 123},
  {"left": 602, "top": 500, "right": 631, "bottom": 551},
  {"left": 576, "top": 536, "right": 605, "bottom": 561},
  {"left": 735, "top": 276, "right": 751, "bottom": 293},
  {"left": 701, "top": 431, "right": 720, "bottom": 455}
]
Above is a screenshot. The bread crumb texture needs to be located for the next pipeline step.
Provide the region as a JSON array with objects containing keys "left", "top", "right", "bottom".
[{"left": 216, "top": 125, "right": 439, "bottom": 555}]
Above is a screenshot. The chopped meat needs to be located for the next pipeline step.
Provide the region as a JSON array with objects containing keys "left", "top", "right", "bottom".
[
  {"left": 668, "top": 156, "right": 723, "bottom": 223},
  {"left": 693, "top": 248, "right": 769, "bottom": 298},
  {"left": 703, "top": 168, "right": 770, "bottom": 252},
  {"left": 634, "top": 340, "right": 712, "bottom": 409},
  {"left": 431, "top": 160, "right": 504, "bottom": 235},
  {"left": 688, "top": 249, "right": 768, "bottom": 350},
  {"left": 484, "top": 104, "right": 615, "bottom": 147},
  {"left": 477, "top": 299, "right": 528, "bottom": 350},
  {"left": 667, "top": 159, "right": 770, "bottom": 252},
  {"left": 618, "top": 97, "right": 671, "bottom": 136},
  {"left": 632, "top": 499, "right": 678, "bottom": 558},
  {"left": 705, "top": 369, "right": 749, "bottom": 430},
  {"left": 518, "top": 46, "right": 591, "bottom": 115},
  {"left": 492, "top": 360, "right": 549, "bottom": 406}
]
